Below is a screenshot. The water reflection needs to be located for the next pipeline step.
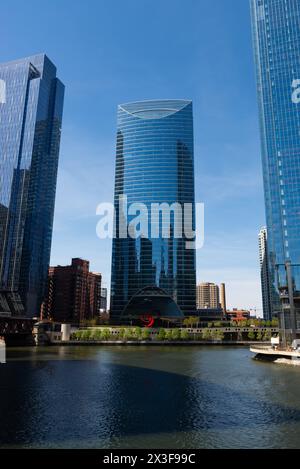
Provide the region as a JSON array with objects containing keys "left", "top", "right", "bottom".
[{"left": 0, "top": 346, "right": 300, "bottom": 448}]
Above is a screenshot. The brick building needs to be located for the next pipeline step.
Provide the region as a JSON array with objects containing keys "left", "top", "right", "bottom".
[{"left": 41, "top": 258, "right": 101, "bottom": 323}]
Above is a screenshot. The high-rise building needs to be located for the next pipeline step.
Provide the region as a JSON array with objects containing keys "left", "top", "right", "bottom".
[
  {"left": 41, "top": 258, "right": 101, "bottom": 323},
  {"left": 0, "top": 54, "right": 64, "bottom": 317},
  {"left": 196, "top": 283, "right": 220, "bottom": 310},
  {"left": 258, "top": 227, "right": 273, "bottom": 320},
  {"left": 100, "top": 288, "right": 107, "bottom": 312},
  {"left": 251, "top": 1, "right": 300, "bottom": 318},
  {"left": 220, "top": 283, "right": 227, "bottom": 315},
  {"left": 110, "top": 100, "right": 196, "bottom": 323}
]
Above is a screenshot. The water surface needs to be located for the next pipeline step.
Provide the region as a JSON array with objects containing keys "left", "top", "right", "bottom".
[{"left": 0, "top": 345, "right": 300, "bottom": 448}]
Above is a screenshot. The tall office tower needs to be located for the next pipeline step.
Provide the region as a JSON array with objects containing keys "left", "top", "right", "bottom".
[
  {"left": 220, "top": 283, "right": 227, "bottom": 316},
  {"left": 110, "top": 100, "right": 196, "bottom": 323},
  {"left": 258, "top": 227, "right": 273, "bottom": 320},
  {"left": 196, "top": 283, "right": 220, "bottom": 310},
  {"left": 41, "top": 258, "right": 102, "bottom": 323},
  {"left": 251, "top": 1, "right": 300, "bottom": 316},
  {"left": 0, "top": 54, "right": 64, "bottom": 317}
]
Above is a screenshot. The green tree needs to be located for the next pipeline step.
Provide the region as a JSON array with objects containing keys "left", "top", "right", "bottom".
[
  {"left": 81, "top": 330, "right": 90, "bottom": 341},
  {"left": 263, "top": 330, "right": 272, "bottom": 342},
  {"left": 256, "top": 330, "right": 262, "bottom": 341},
  {"left": 157, "top": 328, "right": 166, "bottom": 341},
  {"left": 211, "top": 330, "right": 224, "bottom": 341},
  {"left": 180, "top": 329, "right": 189, "bottom": 341},
  {"left": 134, "top": 327, "right": 142, "bottom": 340},
  {"left": 202, "top": 329, "right": 212, "bottom": 340},
  {"left": 165, "top": 329, "right": 173, "bottom": 341},
  {"left": 171, "top": 329, "right": 180, "bottom": 341},
  {"left": 74, "top": 330, "right": 82, "bottom": 340},
  {"left": 213, "top": 321, "right": 222, "bottom": 328},
  {"left": 191, "top": 316, "right": 199, "bottom": 328},
  {"left": 248, "top": 330, "right": 256, "bottom": 340},
  {"left": 271, "top": 318, "right": 279, "bottom": 327},
  {"left": 90, "top": 329, "right": 99, "bottom": 340},
  {"left": 141, "top": 328, "right": 151, "bottom": 340},
  {"left": 183, "top": 318, "right": 191, "bottom": 328},
  {"left": 118, "top": 328, "right": 126, "bottom": 339},
  {"left": 101, "top": 329, "right": 110, "bottom": 341},
  {"left": 122, "top": 328, "right": 133, "bottom": 341}
]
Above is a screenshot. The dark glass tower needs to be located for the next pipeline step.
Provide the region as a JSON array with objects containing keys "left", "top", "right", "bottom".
[
  {"left": 110, "top": 100, "right": 196, "bottom": 323},
  {"left": 0, "top": 54, "right": 64, "bottom": 317},
  {"left": 251, "top": 1, "right": 300, "bottom": 315}
]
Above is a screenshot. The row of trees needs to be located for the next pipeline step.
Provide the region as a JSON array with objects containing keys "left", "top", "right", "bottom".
[
  {"left": 71, "top": 327, "right": 271, "bottom": 342},
  {"left": 182, "top": 317, "right": 279, "bottom": 328}
]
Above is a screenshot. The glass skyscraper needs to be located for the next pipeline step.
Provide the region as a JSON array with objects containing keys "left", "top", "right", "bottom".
[
  {"left": 110, "top": 100, "right": 196, "bottom": 322},
  {"left": 0, "top": 54, "right": 64, "bottom": 317},
  {"left": 251, "top": 0, "right": 300, "bottom": 315}
]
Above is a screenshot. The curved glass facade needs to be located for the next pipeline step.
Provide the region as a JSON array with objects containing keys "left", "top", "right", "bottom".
[
  {"left": 0, "top": 54, "right": 64, "bottom": 316},
  {"left": 110, "top": 100, "right": 196, "bottom": 321},
  {"left": 251, "top": 0, "right": 300, "bottom": 313}
]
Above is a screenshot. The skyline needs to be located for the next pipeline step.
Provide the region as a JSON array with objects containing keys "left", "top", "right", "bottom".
[{"left": 0, "top": 0, "right": 265, "bottom": 312}]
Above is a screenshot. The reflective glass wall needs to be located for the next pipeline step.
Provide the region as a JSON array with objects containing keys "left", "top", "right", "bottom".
[
  {"left": 251, "top": 0, "right": 300, "bottom": 312},
  {"left": 110, "top": 100, "right": 196, "bottom": 321},
  {"left": 0, "top": 54, "right": 64, "bottom": 317}
]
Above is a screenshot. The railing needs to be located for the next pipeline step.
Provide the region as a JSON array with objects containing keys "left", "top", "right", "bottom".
[{"left": 250, "top": 344, "right": 272, "bottom": 350}]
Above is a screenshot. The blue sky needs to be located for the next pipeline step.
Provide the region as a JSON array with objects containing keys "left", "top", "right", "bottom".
[{"left": 1, "top": 0, "right": 265, "bottom": 312}]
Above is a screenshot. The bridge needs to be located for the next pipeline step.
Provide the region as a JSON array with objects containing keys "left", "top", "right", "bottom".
[{"left": 0, "top": 315, "right": 35, "bottom": 344}]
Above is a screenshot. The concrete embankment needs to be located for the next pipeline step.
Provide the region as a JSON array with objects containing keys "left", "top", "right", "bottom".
[{"left": 52, "top": 340, "right": 268, "bottom": 346}]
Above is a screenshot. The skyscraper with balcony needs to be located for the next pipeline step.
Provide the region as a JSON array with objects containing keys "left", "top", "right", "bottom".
[
  {"left": 196, "top": 283, "right": 220, "bottom": 310},
  {"left": 258, "top": 227, "right": 273, "bottom": 320},
  {"left": 0, "top": 54, "right": 64, "bottom": 317},
  {"left": 251, "top": 0, "right": 300, "bottom": 316},
  {"left": 110, "top": 100, "right": 196, "bottom": 323}
]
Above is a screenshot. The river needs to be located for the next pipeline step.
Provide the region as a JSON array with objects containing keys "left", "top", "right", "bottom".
[{"left": 0, "top": 345, "right": 300, "bottom": 448}]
